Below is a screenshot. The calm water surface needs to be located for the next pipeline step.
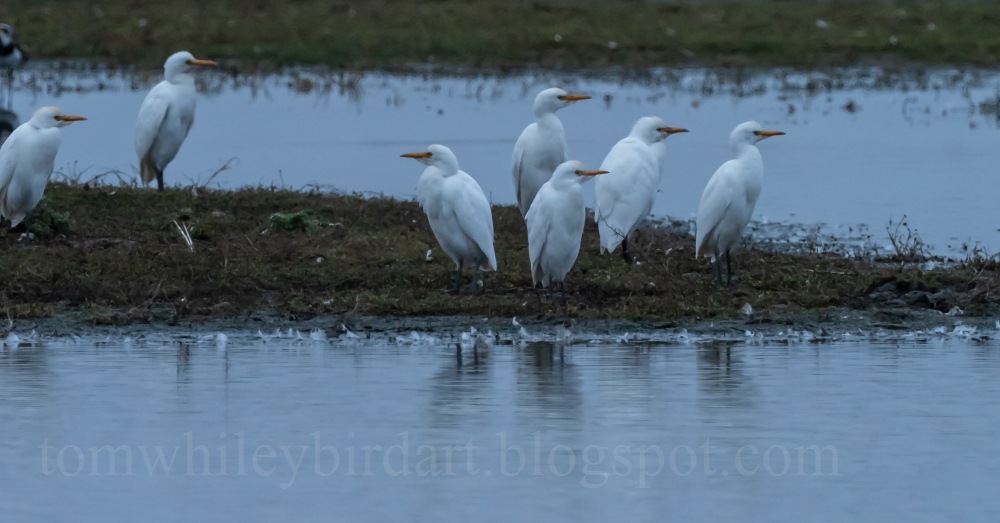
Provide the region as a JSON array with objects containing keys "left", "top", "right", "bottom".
[
  {"left": 7, "top": 64, "right": 1000, "bottom": 252},
  {"left": 1, "top": 331, "right": 998, "bottom": 521}
]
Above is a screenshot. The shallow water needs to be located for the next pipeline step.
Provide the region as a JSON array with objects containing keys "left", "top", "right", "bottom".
[
  {"left": 1, "top": 328, "right": 999, "bottom": 521},
  {"left": 7, "top": 64, "right": 1000, "bottom": 252}
]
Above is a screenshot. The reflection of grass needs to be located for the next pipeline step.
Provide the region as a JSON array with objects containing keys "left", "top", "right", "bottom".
[
  {"left": 0, "top": 183, "right": 995, "bottom": 323},
  {"left": 7, "top": 1, "right": 1000, "bottom": 68}
]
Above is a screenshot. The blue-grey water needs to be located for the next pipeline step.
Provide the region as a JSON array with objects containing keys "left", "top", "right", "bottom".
[
  {"left": 1, "top": 330, "right": 999, "bottom": 521},
  {"left": 7, "top": 64, "right": 1000, "bottom": 253}
]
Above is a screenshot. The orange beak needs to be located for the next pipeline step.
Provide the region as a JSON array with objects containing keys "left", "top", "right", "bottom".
[
  {"left": 557, "top": 94, "right": 591, "bottom": 102},
  {"left": 401, "top": 152, "right": 433, "bottom": 159},
  {"left": 657, "top": 127, "right": 689, "bottom": 134},
  {"left": 753, "top": 130, "right": 785, "bottom": 138},
  {"left": 54, "top": 115, "right": 87, "bottom": 122},
  {"left": 576, "top": 170, "right": 608, "bottom": 176},
  {"left": 185, "top": 59, "right": 218, "bottom": 67}
]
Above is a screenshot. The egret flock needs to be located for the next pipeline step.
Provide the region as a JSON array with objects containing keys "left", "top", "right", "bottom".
[{"left": 0, "top": 24, "right": 787, "bottom": 302}]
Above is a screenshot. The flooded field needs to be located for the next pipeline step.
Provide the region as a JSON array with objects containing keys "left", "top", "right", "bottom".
[
  {"left": 7, "top": 63, "right": 1000, "bottom": 253},
  {"left": 1, "top": 326, "right": 999, "bottom": 521}
]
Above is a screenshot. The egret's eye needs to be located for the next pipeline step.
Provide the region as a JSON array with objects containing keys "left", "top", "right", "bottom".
[{"left": 574, "top": 170, "right": 582, "bottom": 175}]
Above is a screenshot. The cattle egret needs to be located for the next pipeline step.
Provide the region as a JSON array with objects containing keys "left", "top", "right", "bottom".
[
  {"left": 526, "top": 160, "right": 606, "bottom": 303},
  {"left": 695, "top": 121, "right": 784, "bottom": 285},
  {"left": 402, "top": 144, "right": 497, "bottom": 294},
  {"left": 135, "top": 51, "right": 216, "bottom": 191},
  {"left": 0, "top": 106, "right": 85, "bottom": 241},
  {"left": 595, "top": 116, "right": 687, "bottom": 262},
  {"left": 512, "top": 87, "right": 590, "bottom": 218}
]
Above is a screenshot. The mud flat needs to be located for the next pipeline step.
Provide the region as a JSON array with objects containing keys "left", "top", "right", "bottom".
[{"left": 0, "top": 184, "right": 996, "bottom": 331}]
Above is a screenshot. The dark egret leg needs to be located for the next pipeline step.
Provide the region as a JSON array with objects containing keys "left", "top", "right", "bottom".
[
  {"left": 547, "top": 283, "right": 554, "bottom": 301},
  {"left": 19, "top": 212, "right": 33, "bottom": 244},
  {"left": 451, "top": 262, "right": 464, "bottom": 295},
  {"left": 156, "top": 169, "right": 165, "bottom": 192},
  {"left": 621, "top": 236, "right": 633, "bottom": 263},
  {"left": 559, "top": 281, "right": 568, "bottom": 308},
  {"left": 713, "top": 249, "right": 723, "bottom": 284},
  {"left": 726, "top": 249, "right": 734, "bottom": 287},
  {"left": 468, "top": 265, "right": 481, "bottom": 294}
]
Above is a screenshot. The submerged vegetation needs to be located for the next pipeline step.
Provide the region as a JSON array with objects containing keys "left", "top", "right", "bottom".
[
  {"left": 7, "top": 1, "right": 1000, "bottom": 69},
  {"left": 0, "top": 182, "right": 998, "bottom": 324}
]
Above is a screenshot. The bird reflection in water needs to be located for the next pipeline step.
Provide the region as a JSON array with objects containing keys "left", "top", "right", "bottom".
[
  {"left": 427, "top": 340, "right": 493, "bottom": 428},
  {"left": 697, "top": 342, "right": 751, "bottom": 408},
  {"left": 516, "top": 341, "right": 582, "bottom": 421}
]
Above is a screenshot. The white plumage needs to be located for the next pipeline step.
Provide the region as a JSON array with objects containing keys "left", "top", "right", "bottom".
[
  {"left": 403, "top": 144, "right": 497, "bottom": 294},
  {"left": 526, "top": 160, "right": 606, "bottom": 301},
  {"left": 0, "top": 106, "right": 85, "bottom": 235},
  {"left": 595, "top": 116, "right": 687, "bottom": 261},
  {"left": 695, "top": 121, "right": 785, "bottom": 285},
  {"left": 135, "top": 51, "right": 216, "bottom": 191},
  {"left": 512, "top": 87, "right": 590, "bottom": 218}
]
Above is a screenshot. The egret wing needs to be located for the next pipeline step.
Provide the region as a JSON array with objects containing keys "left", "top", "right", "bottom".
[
  {"left": 525, "top": 195, "right": 550, "bottom": 286},
  {"left": 695, "top": 162, "right": 737, "bottom": 258},
  {"left": 511, "top": 129, "right": 529, "bottom": 216},
  {"left": 453, "top": 174, "right": 498, "bottom": 271},
  {"left": 135, "top": 90, "right": 170, "bottom": 162}
]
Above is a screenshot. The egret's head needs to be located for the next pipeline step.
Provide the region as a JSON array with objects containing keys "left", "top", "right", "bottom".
[
  {"left": 164, "top": 51, "right": 217, "bottom": 80},
  {"left": 30, "top": 106, "right": 86, "bottom": 129},
  {"left": 730, "top": 120, "right": 784, "bottom": 149},
  {"left": 401, "top": 144, "right": 460, "bottom": 172},
  {"left": 553, "top": 160, "right": 607, "bottom": 184},
  {"left": 631, "top": 116, "right": 688, "bottom": 144},
  {"left": 0, "top": 24, "right": 14, "bottom": 46},
  {"left": 534, "top": 87, "right": 590, "bottom": 116}
]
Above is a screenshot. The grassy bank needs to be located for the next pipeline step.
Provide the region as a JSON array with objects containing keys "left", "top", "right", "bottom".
[
  {"left": 0, "top": 183, "right": 996, "bottom": 324},
  {"left": 5, "top": 1, "right": 1000, "bottom": 69}
]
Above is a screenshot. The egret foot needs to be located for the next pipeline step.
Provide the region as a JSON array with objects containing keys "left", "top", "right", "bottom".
[
  {"left": 468, "top": 266, "right": 482, "bottom": 295},
  {"left": 450, "top": 265, "right": 464, "bottom": 295}
]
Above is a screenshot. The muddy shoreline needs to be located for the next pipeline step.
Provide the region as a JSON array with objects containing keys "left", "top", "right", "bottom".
[
  {"left": 7, "top": 306, "right": 997, "bottom": 344},
  {"left": 1, "top": 184, "right": 998, "bottom": 326}
]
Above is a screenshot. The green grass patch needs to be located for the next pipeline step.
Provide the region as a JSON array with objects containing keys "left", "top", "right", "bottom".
[{"left": 6, "top": 1, "right": 1000, "bottom": 69}]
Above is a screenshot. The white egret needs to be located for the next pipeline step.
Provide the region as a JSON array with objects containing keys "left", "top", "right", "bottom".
[
  {"left": 595, "top": 116, "right": 687, "bottom": 262},
  {"left": 695, "top": 121, "right": 785, "bottom": 285},
  {"left": 402, "top": 144, "right": 497, "bottom": 294},
  {"left": 0, "top": 23, "right": 26, "bottom": 109},
  {"left": 526, "top": 160, "right": 607, "bottom": 303},
  {"left": 0, "top": 106, "right": 85, "bottom": 241},
  {"left": 512, "top": 87, "right": 590, "bottom": 218},
  {"left": 135, "top": 51, "right": 216, "bottom": 191}
]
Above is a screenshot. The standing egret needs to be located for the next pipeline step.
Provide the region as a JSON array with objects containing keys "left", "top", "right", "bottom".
[
  {"left": 526, "top": 160, "right": 607, "bottom": 303},
  {"left": 0, "top": 23, "right": 26, "bottom": 109},
  {"left": 402, "top": 144, "right": 497, "bottom": 294},
  {"left": 0, "top": 106, "right": 85, "bottom": 241},
  {"left": 135, "top": 51, "right": 216, "bottom": 191},
  {"left": 512, "top": 87, "right": 590, "bottom": 218},
  {"left": 695, "top": 121, "right": 784, "bottom": 285},
  {"left": 595, "top": 116, "right": 688, "bottom": 262}
]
